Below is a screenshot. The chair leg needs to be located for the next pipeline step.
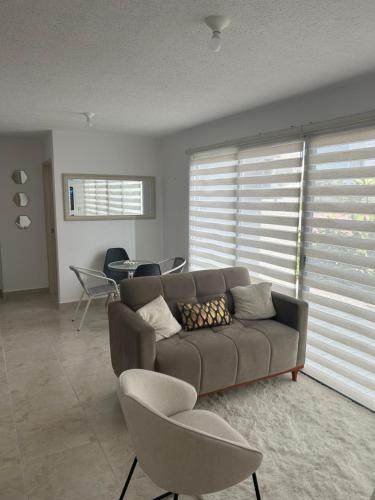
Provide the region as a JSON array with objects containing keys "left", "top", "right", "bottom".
[
  {"left": 72, "top": 291, "right": 84, "bottom": 322},
  {"left": 292, "top": 369, "right": 299, "bottom": 382},
  {"left": 119, "top": 457, "right": 137, "bottom": 500},
  {"left": 77, "top": 297, "right": 91, "bottom": 331},
  {"left": 152, "top": 493, "right": 173, "bottom": 500},
  {"left": 252, "top": 473, "right": 261, "bottom": 500}
]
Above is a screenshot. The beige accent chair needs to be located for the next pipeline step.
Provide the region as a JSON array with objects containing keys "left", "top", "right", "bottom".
[{"left": 118, "top": 369, "right": 263, "bottom": 499}]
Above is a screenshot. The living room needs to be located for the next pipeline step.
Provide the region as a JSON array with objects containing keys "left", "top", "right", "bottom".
[{"left": 0, "top": 2, "right": 374, "bottom": 500}]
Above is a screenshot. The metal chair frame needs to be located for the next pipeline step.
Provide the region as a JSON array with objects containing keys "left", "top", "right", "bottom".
[
  {"left": 158, "top": 257, "right": 186, "bottom": 275},
  {"left": 119, "top": 456, "right": 261, "bottom": 500},
  {"left": 70, "top": 266, "right": 119, "bottom": 331}
]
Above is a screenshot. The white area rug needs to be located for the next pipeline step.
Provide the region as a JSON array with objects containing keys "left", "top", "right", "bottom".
[{"left": 194, "top": 373, "right": 374, "bottom": 500}]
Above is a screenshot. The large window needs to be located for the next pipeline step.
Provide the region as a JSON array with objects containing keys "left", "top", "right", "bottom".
[{"left": 189, "top": 126, "right": 375, "bottom": 410}]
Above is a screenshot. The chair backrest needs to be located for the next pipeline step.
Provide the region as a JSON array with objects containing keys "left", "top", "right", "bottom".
[
  {"left": 171, "top": 257, "right": 186, "bottom": 273},
  {"left": 159, "top": 257, "right": 186, "bottom": 275},
  {"left": 103, "top": 248, "right": 129, "bottom": 282},
  {"left": 119, "top": 369, "right": 262, "bottom": 496},
  {"left": 69, "top": 265, "right": 90, "bottom": 294},
  {"left": 133, "top": 263, "right": 161, "bottom": 278}
]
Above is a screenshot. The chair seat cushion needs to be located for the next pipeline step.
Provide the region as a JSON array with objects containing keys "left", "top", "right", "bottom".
[{"left": 171, "top": 409, "right": 249, "bottom": 447}]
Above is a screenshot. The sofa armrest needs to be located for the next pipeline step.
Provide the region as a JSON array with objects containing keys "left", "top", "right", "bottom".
[
  {"left": 271, "top": 291, "right": 309, "bottom": 367},
  {"left": 108, "top": 301, "right": 156, "bottom": 376}
]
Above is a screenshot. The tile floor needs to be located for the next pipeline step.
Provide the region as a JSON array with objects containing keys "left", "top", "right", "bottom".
[{"left": 0, "top": 291, "right": 195, "bottom": 500}]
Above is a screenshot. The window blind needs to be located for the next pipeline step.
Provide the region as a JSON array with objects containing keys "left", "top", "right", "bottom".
[
  {"left": 189, "top": 127, "right": 375, "bottom": 410},
  {"left": 302, "top": 127, "right": 375, "bottom": 410},
  {"left": 236, "top": 140, "right": 303, "bottom": 296},
  {"left": 73, "top": 179, "right": 143, "bottom": 216},
  {"left": 189, "top": 148, "right": 238, "bottom": 270}
]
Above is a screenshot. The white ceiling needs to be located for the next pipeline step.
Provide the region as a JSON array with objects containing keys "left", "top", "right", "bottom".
[{"left": 1, "top": 0, "right": 375, "bottom": 135}]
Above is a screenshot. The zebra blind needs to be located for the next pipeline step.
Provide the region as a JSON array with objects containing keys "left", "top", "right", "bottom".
[
  {"left": 237, "top": 140, "right": 304, "bottom": 296},
  {"left": 302, "top": 127, "right": 375, "bottom": 410},
  {"left": 189, "top": 148, "right": 238, "bottom": 270},
  {"left": 68, "top": 178, "right": 143, "bottom": 216},
  {"left": 189, "top": 141, "right": 303, "bottom": 296}
]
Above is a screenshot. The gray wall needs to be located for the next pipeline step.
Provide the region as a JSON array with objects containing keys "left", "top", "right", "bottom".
[
  {"left": 159, "top": 71, "right": 375, "bottom": 261},
  {"left": 0, "top": 135, "right": 48, "bottom": 292}
]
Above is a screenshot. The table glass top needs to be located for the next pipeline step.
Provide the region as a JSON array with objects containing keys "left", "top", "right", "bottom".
[{"left": 108, "top": 259, "right": 152, "bottom": 271}]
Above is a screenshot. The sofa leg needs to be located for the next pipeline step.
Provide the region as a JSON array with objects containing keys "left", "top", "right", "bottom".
[{"left": 292, "top": 369, "right": 299, "bottom": 382}]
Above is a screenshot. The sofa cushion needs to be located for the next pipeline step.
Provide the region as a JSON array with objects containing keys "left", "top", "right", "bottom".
[
  {"left": 212, "top": 320, "right": 271, "bottom": 384},
  {"left": 156, "top": 335, "right": 201, "bottom": 391},
  {"left": 230, "top": 283, "right": 276, "bottom": 320},
  {"left": 120, "top": 267, "right": 251, "bottom": 319},
  {"left": 177, "top": 296, "right": 232, "bottom": 331},
  {"left": 239, "top": 319, "right": 299, "bottom": 374},
  {"left": 136, "top": 295, "right": 181, "bottom": 341}
]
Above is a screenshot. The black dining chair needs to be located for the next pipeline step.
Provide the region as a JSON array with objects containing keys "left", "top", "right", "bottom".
[
  {"left": 133, "top": 263, "right": 161, "bottom": 278},
  {"left": 103, "top": 247, "right": 129, "bottom": 283}
]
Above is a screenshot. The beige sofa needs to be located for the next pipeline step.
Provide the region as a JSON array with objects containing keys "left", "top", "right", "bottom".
[{"left": 108, "top": 267, "right": 308, "bottom": 395}]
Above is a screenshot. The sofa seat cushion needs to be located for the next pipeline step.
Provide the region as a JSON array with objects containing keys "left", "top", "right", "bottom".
[
  {"left": 171, "top": 409, "right": 249, "bottom": 446},
  {"left": 212, "top": 320, "right": 271, "bottom": 384},
  {"left": 239, "top": 319, "right": 299, "bottom": 374},
  {"left": 156, "top": 327, "right": 238, "bottom": 394}
]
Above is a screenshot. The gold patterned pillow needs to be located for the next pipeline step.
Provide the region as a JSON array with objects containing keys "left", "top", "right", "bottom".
[{"left": 177, "top": 296, "right": 232, "bottom": 331}]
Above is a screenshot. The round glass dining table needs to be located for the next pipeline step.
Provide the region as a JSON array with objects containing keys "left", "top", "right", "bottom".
[{"left": 108, "top": 260, "right": 152, "bottom": 277}]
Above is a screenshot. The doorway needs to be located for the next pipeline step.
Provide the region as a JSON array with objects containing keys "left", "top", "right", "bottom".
[{"left": 42, "top": 160, "right": 58, "bottom": 295}]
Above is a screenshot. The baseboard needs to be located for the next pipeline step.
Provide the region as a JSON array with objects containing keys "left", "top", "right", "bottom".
[{"left": 2, "top": 287, "right": 49, "bottom": 298}]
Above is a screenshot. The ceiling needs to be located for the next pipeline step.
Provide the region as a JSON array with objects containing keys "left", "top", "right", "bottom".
[{"left": 1, "top": 0, "right": 375, "bottom": 135}]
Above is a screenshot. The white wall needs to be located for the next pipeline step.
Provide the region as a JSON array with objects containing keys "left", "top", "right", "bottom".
[
  {"left": 159, "top": 71, "right": 375, "bottom": 259},
  {"left": 52, "top": 130, "right": 163, "bottom": 303},
  {"left": 0, "top": 135, "right": 48, "bottom": 292}
]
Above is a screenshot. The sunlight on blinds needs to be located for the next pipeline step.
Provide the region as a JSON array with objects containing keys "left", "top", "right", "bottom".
[
  {"left": 69, "top": 179, "right": 143, "bottom": 216},
  {"left": 189, "top": 148, "right": 238, "bottom": 270},
  {"left": 302, "top": 126, "right": 375, "bottom": 410},
  {"left": 237, "top": 141, "right": 303, "bottom": 296}
]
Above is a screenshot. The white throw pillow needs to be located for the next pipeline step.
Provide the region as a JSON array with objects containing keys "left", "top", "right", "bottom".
[
  {"left": 136, "top": 295, "right": 181, "bottom": 341},
  {"left": 230, "top": 283, "right": 276, "bottom": 320}
]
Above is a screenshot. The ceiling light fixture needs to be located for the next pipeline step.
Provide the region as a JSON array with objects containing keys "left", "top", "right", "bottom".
[
  {"left": 204, "top": 15, "right": 231, "bottom": 53},
  {"left": 83, "top": 112, "right": 95, "bottom": 128}
]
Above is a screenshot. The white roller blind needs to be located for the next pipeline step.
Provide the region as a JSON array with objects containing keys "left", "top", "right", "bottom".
[
  {"left": 236, "top": 140, "right": 303, "bottom": 296},
  {"left": 302, "top": 126, "right": 375, "bottom": 410}
]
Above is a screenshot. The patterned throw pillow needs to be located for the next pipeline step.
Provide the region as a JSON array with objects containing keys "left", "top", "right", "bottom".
[{"left": 177, "top": 296, "right": 232, "bottom": 331}]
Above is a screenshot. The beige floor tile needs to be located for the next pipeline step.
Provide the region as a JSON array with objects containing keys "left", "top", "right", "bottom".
[
  {"left": 23, "top": 442, "right": 118, "bottom": 500},
  {"left": 2, "top": 330, "right": 54, "bottom": 353},
  {"left": 5, "top": 345, "right": 58, "bottom": 373},
  {"left": 0, "top": 415, "right": 20, "bottom": 469},
  {"left": 0, "top": 464, "right": 26, "bottom": 500},
  {"left": 0, "top": 351, "right": 6, "bottom": 384},
  {"left": 0, "top": 382, "right": 13, "bottom": 419},
  {"left": 69, "top": 370, "right": 119, "bottom": 416},
  {"left": 6, "top": 360, "right": 69, "bottom": 405},
  {"left": 15, "top": 404, "right": 96, "bottom": 460},
  {"left": 87, "top": 407, "right": 147, "bottom": 482}
]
